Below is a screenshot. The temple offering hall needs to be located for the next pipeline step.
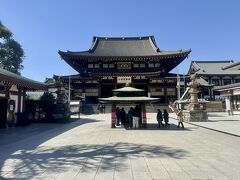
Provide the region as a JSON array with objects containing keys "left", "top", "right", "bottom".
[{"left": 55, "top": 36, "right": 191, "bottom": 104}]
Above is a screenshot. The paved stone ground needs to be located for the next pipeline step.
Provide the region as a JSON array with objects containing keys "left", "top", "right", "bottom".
[
  {"left": 0, "top": 113, "right": 240, "bottom": 180},
  {"left": 187, "top": 112, "right": 240, "bottom": 137}
]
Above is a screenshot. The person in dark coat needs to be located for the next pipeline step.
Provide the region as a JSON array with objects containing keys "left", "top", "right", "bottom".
[
  {"left": 120, "top": 108, "right": 126, "bottom": 127},
  {"left": 156, "top": 109, "right": 164, "bottom": 128},
  {"left": 115, "top": 107, "right": 120, "bottom": 126},
  {"left": 163, "top": 109, "right": 169, "bottom": 127},
  {"left": 102, "top": 104, "right": 105, "bottom": 114},
  {"left": 128, "top": 107, "right": 133, "bottom": 128}
]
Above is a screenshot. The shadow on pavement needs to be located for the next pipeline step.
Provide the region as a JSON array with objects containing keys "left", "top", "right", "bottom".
[
  {"left": 0, "top": 118, "right": 99, "bottom": 146},
  {"left": 209, "top": 119, "right": 240, "bottom": 122},
  {"left": 124, "top": 123, "right": 190, "bottom": 131},
  {"left": 0, "top": 118, "right": 99, "bottom": 179},
  {"left": 0, "top": 142, "right": 189, "bottom": 179}
]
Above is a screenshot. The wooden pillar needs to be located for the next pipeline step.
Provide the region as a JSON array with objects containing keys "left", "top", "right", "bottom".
[
  {"left": 82, "top": 81, "right": 86, "bottom": 103},
  {"left": 115, "top": 77, "right": 117, "bottom": 89},
  {"left": 98, "top": 79, "right": 101, "bottom": 97},
  {"left": 208, "top": 77, "right": 212, "bottom": 99},
  {"left": 111, "top": 103, "right": 116, "bottom": 128},
  {"left": 220, "top": 76, "right": 223, "bottom": 86},
  {"left": 82, "top": 81, "right": 86, "bottom": 93},
  {"left": 5, "top": 84, "right": 11, "bottom": 99},
  {"left": 164, "top": 83, "right": 167, "bottom": 104},
  {"left": 142, "top": 103, "right": 147, "bottom": 128},
  {"left": 22, "top": 90, "right": 26, "bottom": 112},
  {"left": 209, "top": 87, "right": 212, "bottom": 100},
  {"left": 147, "top": 78, "right": 150, "bottom": 97},
  {"left": 17, "top": 87, "right": 21, "bottom": 113}
]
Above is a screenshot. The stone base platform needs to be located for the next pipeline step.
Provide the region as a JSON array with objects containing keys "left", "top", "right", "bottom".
[{"left": 183, "top": 110, "right": 208, "bottom": 122}]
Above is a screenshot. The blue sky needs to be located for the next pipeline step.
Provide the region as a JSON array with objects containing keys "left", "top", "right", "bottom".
[{"left": 1, "top": 0, "right": 240, "bottom": 82}]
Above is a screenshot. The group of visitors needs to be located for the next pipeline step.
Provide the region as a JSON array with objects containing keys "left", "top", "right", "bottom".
[
  {"left": 115, "top": 105, "right": 141, "bottom": 128},
  {"left": 114, "top": 103, "right": 185, "bottom": 129},
  {"left": 156, "top": 109, "right": 169, "bottom": 128},
  {"left": 157, "top": 108, "right": 184, "bottom": 128}
]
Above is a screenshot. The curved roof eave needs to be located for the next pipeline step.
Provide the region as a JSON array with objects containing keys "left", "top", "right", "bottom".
[
  {"left": 98, "top": 96, "right": 160, "bottom": 103},
  {"left": 113, "top": 86, "right": 144, "bottom": 92},
  {"left": 0, "top": 68, "right": 47, "bottom": 90},
  {"left": 58, "top": 49, "right": 191, "bottom": 59}
]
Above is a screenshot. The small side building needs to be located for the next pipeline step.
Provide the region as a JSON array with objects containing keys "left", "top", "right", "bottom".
[
  {"left": 214, "top": 83, "right": 240, "bottom": 114},
  {"left": 188, "top": 60, "right": 240, "bottom": 100},
  {"left": 0, "top": 68, "right": 47, "bottom": 128}
]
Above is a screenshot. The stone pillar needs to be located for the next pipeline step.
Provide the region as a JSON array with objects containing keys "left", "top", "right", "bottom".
[
  {"left": 188, "top": 78, "right": 200, "bottom": 111},
  {"left": 111, "top": 103, "right": 116, "bottom": 128},
  {"left": 141, "top": 103, "right": 147, "bottom": 128},
  {"left": 189, "top": 88, "right": 199, "bottom": 110}
]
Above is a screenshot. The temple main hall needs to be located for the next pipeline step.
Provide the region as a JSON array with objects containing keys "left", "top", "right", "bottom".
[{"left": 56, "top": 36, "right": 191, "bottom": 104}]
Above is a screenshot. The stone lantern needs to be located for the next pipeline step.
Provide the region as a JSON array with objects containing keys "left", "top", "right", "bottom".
[{"left": 183, "top": 74, "right": 208, "bottom": 122}]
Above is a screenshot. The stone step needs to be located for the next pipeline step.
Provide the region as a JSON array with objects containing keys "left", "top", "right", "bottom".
[{"left": 81, "top": 103, "right": 171, "bottom": 114}]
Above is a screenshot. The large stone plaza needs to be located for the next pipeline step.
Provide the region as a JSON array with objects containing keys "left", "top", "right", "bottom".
[
  {"left": 0, "top": 112, "right": 240, "bottom": 180},
  {"left": 1, "top": 1, "right": 240, "bottom": 180}
]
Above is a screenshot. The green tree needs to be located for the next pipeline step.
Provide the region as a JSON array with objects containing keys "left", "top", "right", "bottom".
[
  {"left": 0, "top": 21, "right": 24, "bottom": 74},
  {"left": 40, "top": 92, "right": 56, "bottom": 121},
  {"left": 40, "top": 92, "right": 56, "bottom": 104}
]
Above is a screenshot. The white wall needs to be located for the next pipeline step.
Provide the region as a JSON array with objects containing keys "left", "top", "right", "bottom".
[
  {"left": 9, "top": 85, "right": 18, "bottom": 92},
  {"left": 0, "top": 93, "right": 6, "bottom": 97}
]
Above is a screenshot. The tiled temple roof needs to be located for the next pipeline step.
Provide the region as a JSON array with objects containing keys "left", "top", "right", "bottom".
[
  {"left": 0, "top": 68, "right": 47, "bottom": 90},
  {"left": 59, "top": 36, "right": 190, "bottom": 57},
  {"left": 188, "top": 60, "right": 240, "bottom": 75}
]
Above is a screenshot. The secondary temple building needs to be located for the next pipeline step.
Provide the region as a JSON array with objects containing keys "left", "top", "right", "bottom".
[
  {"left": 0, "top": 68, "right": 47, "bottom": 128},
  {"left": 188, "top": 61, "right": 240, "bottom": 100},
  {"left": 57, "top": 36, "right": 191, "bottom": 104}
]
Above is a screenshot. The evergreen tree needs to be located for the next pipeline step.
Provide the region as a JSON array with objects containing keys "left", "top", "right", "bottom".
[{"left": 0, "top": 21, "right": 24, "bottom": 74}]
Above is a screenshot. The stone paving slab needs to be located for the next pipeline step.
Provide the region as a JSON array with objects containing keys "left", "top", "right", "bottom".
[
  {"left": 0, "top": 113, "right": 240, "bottom": 179},
  {"left": 181, "top": 112, "right": 240, "bottom": 137}
]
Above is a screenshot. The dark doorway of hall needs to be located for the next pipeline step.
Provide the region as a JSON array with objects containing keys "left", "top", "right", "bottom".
[
  {"left": 101, "top": 84, "right": 115, "bottom": 98},
  {"left": 0, "top": 99, "right": 8, "bottom": 128}
]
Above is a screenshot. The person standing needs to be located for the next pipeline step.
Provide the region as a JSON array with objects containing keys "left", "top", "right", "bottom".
[
  {"left": 102, "top": 104, "right": 105, "bottom": 114},
  {"left": 163, "top": 109, "right": 169, "bottom": 127},
  {"left": 177, "top": 109, "right": 184, "bottom": 128},
  {"left": 115, "top": 107, "right": 120, "bottom": 126},
  {"left": 120, "top": 108, "right": 126, "bottom": 127},
  {"left": 226, "top": 97, "right": 233, "bottom": 116},
  {"left": 99, "top": 104, "right": 103, "bottom": 114},
  {"left": 97, "top": 104, "right": 100, "bottom": 114},
  {"left": 157, "top": 109, "right": 164, "bottom": 128},
  {"left": 128, "top": 107, "right": 133, "bottom": 128}
]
